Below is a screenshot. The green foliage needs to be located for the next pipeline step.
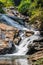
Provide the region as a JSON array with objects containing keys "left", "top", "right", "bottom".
[
  {"left": 5, "top": 0, "right": 14, "bottom": 7},
  {"left": 18, "top": 0, "right": 43, "bottom": 30},
  {"left": 30, "top": 8, "right": 43, "bottom": 22},
  {"left": 0, "top": 0, "right": 14, "bottom": 7},
  {"left": 0, "top": 1, "right": 5, "bottom": 13},
  {"left": 29, "top": 8, "right": 43, "bottom": 30},
  {"left": 0, "top": 1, "right": 4, "bottom": 7},
  {"left": 18, "top": 0, "right": 43, "bottom": 16},
  {"left": 33, "top": 58, "right": 43, "bottom": 65},
  {"left": 18, "top": 0, "right": 31, "bottom": 15},
  {"left": 27, "top": 2, "right": 37, "bottom": 16}
]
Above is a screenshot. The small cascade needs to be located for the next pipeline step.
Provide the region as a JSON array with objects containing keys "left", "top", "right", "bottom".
[
  {"left": 0, "top": 15, "right": 28, "bottom": 31},
  {"left": 0, "top": 14, "right": 42, "bottom": 55}
]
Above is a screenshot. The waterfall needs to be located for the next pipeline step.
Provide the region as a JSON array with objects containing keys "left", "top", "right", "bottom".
[
  {"left": 0, "top": 14, "right": 40, "bottom": 55},
  {"left": 0, "top": 14, "right": 41, "bottom": 65},
  {"left": 5, "top": 34, "right": 40, "bottom": 56}
]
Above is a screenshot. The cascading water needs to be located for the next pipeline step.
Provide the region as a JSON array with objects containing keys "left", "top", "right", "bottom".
[
  {"left": 0, "top": 14, "right": 41, "bottom": 65},
  {"left": 0, "top": 14, "right": 28, "bottom": 31},
  {"left": 15, "top": 59, "right": 32, "bottom": 65},
  {"left": 0, "top": 15, "right": 40, "bottom": 55}
]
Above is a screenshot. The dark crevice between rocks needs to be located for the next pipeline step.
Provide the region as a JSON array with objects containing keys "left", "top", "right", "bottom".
[
  {"left": 27, "top": 38, "right": 43, "bottom": 55},
  {"left": 0, "top": 44, "right": 15, "bottom": 55},
  {"left": 40, "top": 31, "right": 43, "bottom": 36},
  {"left": 27, "top": 47, "right": 38, "bottom": 55},
  {"left": 27, "top": 47, "right": 43, "bottom": 55}
]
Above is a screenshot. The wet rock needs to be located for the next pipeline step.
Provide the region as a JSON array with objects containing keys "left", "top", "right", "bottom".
[
  {"left": 14, "top": 30, "right": 19, "bottom": 38},
  {"left": 30, "top": 50, "right": 43, "bottom": 61},
  {"left": 34, "top": 42, "right": 43, "bottom": 51},
  {"left": 0, "top": 23, "right": 19, "bottom": 41},
  {"left": 25, "top": 31, "right": 34, "bottom": 37},
  {"left": 14, "top": 37, "right": 21, "bottom": 45},
  {"left": 0, "top": 23, "right": 19, "bottom": 54},
  {"left": 38, "top": 21, "right": 43, "bottom": 31},
  {"left": 0, "top": 40, "right": 8, "bottom": 50},
  {"left": 27, "top": 38, "right": 43, "bottom": 55},
  {"left": 33, "top": 38, "right": 43, "bottom": 42},
  {"left": 24, "top": 16, "right": 29, "bottom": 22},
  {"left": 33, "top": 38, "right": 43, "bottom": 50},
  {"left": 0, "top": 40, "right": 15, "bottom": 54}
]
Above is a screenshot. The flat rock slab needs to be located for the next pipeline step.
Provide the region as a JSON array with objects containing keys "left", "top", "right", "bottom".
[{"left": 0, "top": 23, "right": 19, "bottom": 54}]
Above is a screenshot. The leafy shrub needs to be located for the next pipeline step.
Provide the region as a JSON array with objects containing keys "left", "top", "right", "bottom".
[
  {"left": 5, "top": 0, "right": 14, "bottom": 7},
  {"left": 29, "top": 8, "right": 43, "bottom": 30},
  {"left": 0, "top": 1, "right": 5, "bottom": 13},
  {"left": 30, "top": 8, "right": 43, "bottom": 22},
  {"left": 0, "top": 0, "right": 14, "bottom": 7},
  {"left": 18, "top": 0, "right": 43, "bottom": 16},
  {"left": 18, "top": 0, "right": 31, "bottom": 15},
  {"left": 27, "top": 2, "right": 37, "bottom": 16}
]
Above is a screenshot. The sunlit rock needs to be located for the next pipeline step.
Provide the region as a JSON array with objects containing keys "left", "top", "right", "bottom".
[
  {"left": 14, "top": 37, "right": 21, "bottom": 45},
  {"left": 25, "top": 31, "right": 34, "bottom": 37},
  {"left": 0, "top": 23, "right": 19, "bottom": 54}
]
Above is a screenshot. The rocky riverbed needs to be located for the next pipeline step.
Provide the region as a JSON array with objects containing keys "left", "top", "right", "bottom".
[
  {"left": 0, "top": 23, "right": 34, "bottom": 54},
  {"left": 0, "top": 13, "right": 43, "bottom": 65}
]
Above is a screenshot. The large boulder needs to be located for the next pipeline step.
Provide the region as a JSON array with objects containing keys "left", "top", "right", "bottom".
[
  {"left": 0, "top": 23, "right": 19, "bottom": 41},
  {"left": 25, "top": 31, "right": 34, "bottom": 37},
  {"left": 0, "top": 23, "right": 19, "bottom": 54},
  {"left": 27, "top": 37, "right": 43, "bottom": 55},
  {"left": 14, "top": 37, "right": 21, "bottom": 45},
  {"left": 30, "top": 50, "right": 43, "bottom": 61},
  {"left": 0, "top": 39, "right": 15, "bottom": 54},
  {"left": 33, "top": 38, "right": 43, "bottom": 50}
]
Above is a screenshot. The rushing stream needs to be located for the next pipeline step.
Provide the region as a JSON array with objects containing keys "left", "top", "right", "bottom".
[{"left": 0, "top": 14, "right": 41, "bottom": 65}]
